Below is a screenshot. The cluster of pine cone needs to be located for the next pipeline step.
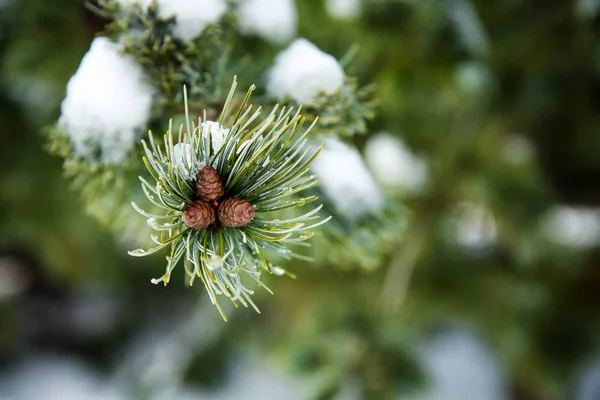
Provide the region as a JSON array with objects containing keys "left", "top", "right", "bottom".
[{"left": 182, "top": 166, "right": 255, "bottom": 229}]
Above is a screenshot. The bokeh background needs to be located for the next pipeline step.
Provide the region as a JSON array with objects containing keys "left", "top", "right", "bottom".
[{"left": 2, "top": 0, "right": 600, "bottom": 399}]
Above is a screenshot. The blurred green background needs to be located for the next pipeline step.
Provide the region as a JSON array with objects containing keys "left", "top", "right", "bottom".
[{"left": 2, "top": 0, "right": 600, "bottom": 399}]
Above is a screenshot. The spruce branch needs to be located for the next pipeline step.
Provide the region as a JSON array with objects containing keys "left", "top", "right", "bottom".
[
  {"left": 129, "top": 78, "right": 330, "bottom": 320},
  {"left": 304, "top": 77, "right": 377, "bottom": 137},
  {"left": 44, "top": 124, "right": 150, "bottom": 243},
  {"left": 312, "top": 198, "right": 407, "bottom": 271},
  {"left": 100, "top": 0, "right": 235, "bottom": 105}
]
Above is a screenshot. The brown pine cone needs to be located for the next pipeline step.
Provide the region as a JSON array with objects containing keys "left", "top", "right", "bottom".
[
  {"left": 182, "top": 200, "right": 215, "bottom": 229},
  {"left": 218, "top": 197, "right": 255, "bottom": 228},
  {"left": 195, "top": 166, "right": 224, "bottom": 203}
]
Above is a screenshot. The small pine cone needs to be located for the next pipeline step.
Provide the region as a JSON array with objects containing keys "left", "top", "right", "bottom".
[
  {"left": 218, "top": 197, "right": 255, "bottom": 228},
  {"left": 195, "top": 166, "right": 224, "bottom": 203},
  {"left": 182, "top": 200, "right": 215, "bottom": 229}
]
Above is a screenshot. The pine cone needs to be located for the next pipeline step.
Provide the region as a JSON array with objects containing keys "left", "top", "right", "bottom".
[
  {"left": 195, "top": 166, "right": 224, "bottom": 203},
  {"left": 182, "top": 200, "right": 216, "bottom": 229},
  {"left": 218, "top": 197, "right": 255, "bottom": 228}
]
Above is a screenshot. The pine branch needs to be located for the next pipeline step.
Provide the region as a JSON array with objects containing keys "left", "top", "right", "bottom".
[{"left": 130, "top": 78, "right": 330, "bottom": 319}]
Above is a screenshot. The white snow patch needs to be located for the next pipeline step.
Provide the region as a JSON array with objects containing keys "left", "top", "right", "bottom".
[
  {"left": 171, "top": 143, "right": 200, "bottom": 180},
  {"left": 237, "top": 0, "right": 297, "bottom": 44},
  {"left": 451, "top": 202, "right": 498, "bottom": 249},
  {"left": 158, "top": 0, "right": 228, "bottom": 42},
  {"left": 364, "top": 133, "right": 428, "bottom": 193},
  {"left": 59, "top": 37, "right": 154, "bottom": 163},
  {"left": 542, "top": 205, "right": 600, "bottom": 248},
  {"left": 115, "top": 0, "right": 153, "bottom": 8},
  {"left": 577, "top": 0, "right": 600, "bottom": 18},
  {"left": 267, "top": 38, "right": 344, "bottom": 104},
  {"left": 116, "top": 0, "right": 227, "bottom": 41},
  {"left": 415, "top": 330, "right": 507, "bottom": 400},
  {"left": 446, "top": 0, "right": 489, "bottom": 57},
  {"left": 0, "top": 356, "right": 125, "bottom": 400},
  {"left": 200, "top": 120, "right": 229, "bottom": 153},
  {"left": 311, "top": 137, "right": 384, "bottom": 219},
  {"left": 325, "top": 0, "right": 361, "bottom": 20},
  {"left": 576, "top": 354, "right": 600, "bottom": 400},
  {"left": 454, "top": 61, "right": 491, "bottom": 94}
]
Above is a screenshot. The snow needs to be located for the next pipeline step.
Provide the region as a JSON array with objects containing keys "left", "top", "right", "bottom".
[
  {"left": 146, "top": 356, "right": 306, "bottom": 400},
  {"left": 542, "top": 205, "right": 600, "bottom": 248},
  {"left": 311, "top": 137, "right": 384, "bottom": 219},
  {"left": 115, "top": 0, "right": 153, "bottom": 8},
  {"left": 170, "top": 121, "right": 227, "bottom": 180},
  {"left": 454, "top": 61, "right": 491, "bottom": 94},
  {"left": 158, "top": 0, "right": 228, "bottom": 42},
  {"left": 116, "top": 0, "right": 227, "bottom": 42},
  {"left": 0, "top": 353, "right": 306, "bottom": 400},
  {"left": 451, "top": 202, "right": 498, "bottom": 250},
  {"left": 267, "top": 38, "right": 345, "bottom": 104},
  {"left": 59, "top": 37, "right": 154, "bottom": 164},
  {"left": 0, "top": 0, "right": 14, "bottom": 10},
  {"left": 364, "top": 133, "right": 428, "bottom": 193},
  {"left": 415, "top": 330, "right": 507, "bottom": 400},
  {"left": 171, "top": 143, "right": 199, "bottom": 181},
  {"left": 237, "top": 0, "right": 297, "bottom": 44},
  {"left": 0, "top": 356, "right": 125, "bottom": 400},
  {"left": 577, "top": 0, "right": 600, "bottom": 18},
  {"left": 200, "top": 120, "right": 229, "bottom": 153},
  {"left": 325, "top": 0, "right": 361, "bottom": 20},
  {"left": 446, "top": 0, "right": 489, "bottom": 57},
  {"left": 576, "top": 355, "right": 600, "bottom": 400}
]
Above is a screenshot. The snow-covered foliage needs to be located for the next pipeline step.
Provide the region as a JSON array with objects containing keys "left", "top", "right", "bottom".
[
  {"left": 170, "top": 121, "right": 227, "bottom": 180},
  {"left": 200, "top": 120, "right": 229, "bottom": 153},
  {"left": 59, "top": 37, "right": 154, "bottom": 163},
  {"left": 115, "top": 0, "right": 153, "bottom": 9},
  {"left": 454, "top": 61, "right": 491, "bottom": 94},
  {"left": 267, "top": 38, "right": 344, "bottom": 104},
  {"left": 171, "top": 143, "right": 197, "bottom": 180},
  {"left": 325, "top": 0, "right": 361, "bottom": 20},
  {"left": 158, "top": 0, "right": 228, "bottom": 42},
  {"left": 416, "top": 330, "right": 507, "bottom": 400},
  {"left": 0, "top": 0, "right": 14, "bottom": 9},
  {"left": 542, "top": 205, "right": 600, "bottom": 248},
  {"left": 577, "top": 0, "right": 600, "bottom": 18},
  {"left": 311, "top": 137, "right": 384, "bottom": 219},
  {"left": 365, "top": 133, "right": 428, "bottom": 193},
  {"left": 237, "top": 0, "right": 296, "bottom": 44},
  {"left": 576, "top": 354, "right": 600, "bottom": 400},
  {"left": 116, "top": 0, "right": 227, "bottom": 42},
  {"left": 450, "top": 202, "right": 498, "bottom": 250},
  {"left": 0, "top": 356, "right": 125, "bottom": 400}
]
